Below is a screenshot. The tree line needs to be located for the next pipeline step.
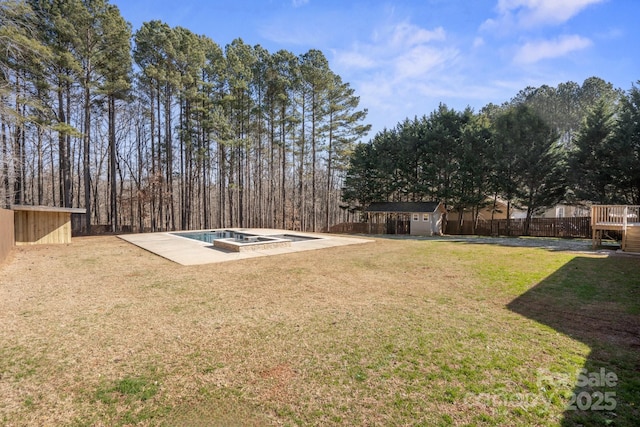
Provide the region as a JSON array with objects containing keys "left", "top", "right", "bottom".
[
  {"left": 0, "top": 0, "right": 370, "bottom": 233},
  {"left": 342, "top": 78, "right": 640, "bottom": 234}
]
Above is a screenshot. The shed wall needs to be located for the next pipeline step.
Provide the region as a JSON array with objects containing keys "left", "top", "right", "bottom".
[
  {"left": 410, "top": 213, "right": 432, "bottom": 236},
  {"left": 0, "top": 207, "right": 14, "bottom": 262},
  {"left": 15, "top": 210, "right": 72, "bottom": 245}
]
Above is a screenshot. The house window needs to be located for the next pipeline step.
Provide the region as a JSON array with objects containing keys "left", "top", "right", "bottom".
[
  {"left": 556, "top": 207, "right": 565, "bottom": 218},
  {"left": 423, "top": 213, "right": 430, "bottom": 221},
  {"left": 412, "top": 213, "right": 419, "bottom": 221}
]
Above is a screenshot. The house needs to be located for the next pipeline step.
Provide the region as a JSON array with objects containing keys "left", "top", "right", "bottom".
[
  {"left": 447, "top": 199, "right": 510, "bottom": 223},
  {"left": 364, "top": 202, "right": 446, "bottom": 236},
  {"left": 448, "top": 198, "right": 590, "bottom": 221},
  {"left": 538, "top": 204, "right": 590, "bottom": 219}
]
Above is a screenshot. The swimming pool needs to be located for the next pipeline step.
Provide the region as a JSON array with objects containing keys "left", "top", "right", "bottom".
[
  {"left": 172, "top": 230, "right": 247, "bottom": 244},
  {"left": 268, "top": 234, "right": 320, "bottom": 242},
  {"left": 172, "top": 230, "right": 319, "bottom": 244}
]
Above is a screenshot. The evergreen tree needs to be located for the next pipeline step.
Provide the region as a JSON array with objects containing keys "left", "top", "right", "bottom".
[
  {"left": 493, "top": 105, "right": 566, "bottom": 234},
  {"left": 98, "top": 3, "right": 131, "bottom": 232},
  {"left": 0, "top": 0, "right": 51, "bottom": 207},
  {"left": 615, "top": 82, "right": 640, "bottom": 204},
  {"left": 569, "top": 99, "right": 617, "bottom": 203},
  {"left": 322, "top": 74, "right": 370, "bottom": 230}
]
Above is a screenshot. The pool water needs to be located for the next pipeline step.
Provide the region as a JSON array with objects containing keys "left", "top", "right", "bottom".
[
  {"left": 172, "top": 230, "right": 318, "bottom": 244},
  {"left": 268, "top": 234, "right": 319, "bottom": 242},
  {"left": 172, "top": 230, "right": 241, "bottom": 244}
]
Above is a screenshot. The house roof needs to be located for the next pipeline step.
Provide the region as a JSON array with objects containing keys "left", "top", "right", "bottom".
[{"left": 365, "top": 202, "right": 441, "bottom": 213}]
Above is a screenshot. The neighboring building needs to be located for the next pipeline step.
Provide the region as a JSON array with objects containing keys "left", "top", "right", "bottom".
[
  {"left": 447, "top": 199, "right": 510, "bottom": 223},
  {"left": 364, "top": 202, "right": 446, "bottom": 236},
  {"left": 448, "top": 198, "right": 591, "bottom": 221},
  {"left": 539, "top": 204, "right": 590, "bottom": 218},
  {"left": 510, "top": 204, "right": 591, "bottom": 219}
]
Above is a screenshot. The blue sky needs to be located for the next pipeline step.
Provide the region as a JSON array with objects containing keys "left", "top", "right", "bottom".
[{"left": 111, "top": 0, "right": 639, "bottom": 138}]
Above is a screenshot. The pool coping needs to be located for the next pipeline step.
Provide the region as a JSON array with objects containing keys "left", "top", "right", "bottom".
[{"left": 118, "top": 228, "right": 373, "bottom": 265}]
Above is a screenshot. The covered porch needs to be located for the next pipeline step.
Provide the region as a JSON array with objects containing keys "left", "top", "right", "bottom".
[{"left": 591, "top": 205, "right": 640, "bottom": 252}]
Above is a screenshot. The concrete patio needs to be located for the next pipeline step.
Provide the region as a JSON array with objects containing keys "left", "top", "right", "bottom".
[{"left": 118, "top": 228, "right": 373, "bottom": 265}]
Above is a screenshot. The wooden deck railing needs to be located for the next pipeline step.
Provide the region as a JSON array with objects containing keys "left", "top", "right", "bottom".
[{"left": 591, "top": 205, "right": 640, "bottom": 231}]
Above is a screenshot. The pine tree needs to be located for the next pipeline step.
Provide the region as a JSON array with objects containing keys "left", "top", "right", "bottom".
[
  {"left": 570, "top": 99, "right": 617, "bottom": 203},
  {"left": 493, "top": 105, "right": 566, "bottom": 235},
  {"left": 98, "top": 3, "right": 131, "bottom": 231}
]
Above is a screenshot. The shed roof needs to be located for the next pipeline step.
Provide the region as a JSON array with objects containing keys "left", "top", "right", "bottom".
[
  {"left": 11, "top": 205, "right": 86, "bottom": 214},
  {"left": 365, "top": 202, "right": 441, "bottom": 213}
]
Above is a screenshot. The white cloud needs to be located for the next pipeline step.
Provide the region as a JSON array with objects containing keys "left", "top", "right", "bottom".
[
  {"left": 473, "top": 37, "right": 485, "bottom": 48},
  {"left": 389, "top": 23, "right": 445, "bottom": 48},
  {"left": 291, "top": 0, "right": 309, "bottom": 7},
  {"left": 394, "top": 45, "right": 457, "bottom": 79},
  {"left": 514, "top": 34, "right": 592, "bottom": 64},
  {"left": 334, "top": 51, "right": 377, "bottom": 70},
  {"left": 332, "top": 20, "right": 465, "bottom": 135},
  {"left": 334, "top": 21, "right": 452, "bottom": 78},
  {"left": 483, "top": 0, "right": 605, "bottom": 32}
]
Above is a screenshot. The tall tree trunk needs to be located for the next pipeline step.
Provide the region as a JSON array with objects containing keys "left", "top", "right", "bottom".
[
  {"left": 164, "top": 84, "right": 174, "bottom": 230},
  {"left": 49, "top": 133, "right": 56, "bottom": 206},
  {"left": 136, "top": 117, "right": 144, "bottom": 232},
  {"left": 37, "top": 127, "right": 43, "bottom": 205},
  {"left": 219, "top": 143, "right": 226, "bottom": 227},
  {"left": 311, "top": 91, "right": 316, "bottom": 232},
  {"left": 13, "top": 73, "right": 23, "bottom": 205},
  {"left": 83, "top": 66, "right": 92, "bottom": 231},
  {"left": 156, "top": 87, "right": 163, "bottom": 231},
  {"left": 325, "top": 114, "right": 333, "bottom": 231},
  {"left": 109, "top": 95, "right": 117, "bottom": 232},
  {"left": 1, "top": 114, "right": 9, "bottom": 208},
  {"left": 179, "top": 97, "right": 185, "bottom": 230},
  {"left": 280, "top": 104, "right": 286, "bottom": 229},
  {"left": 57, "top": 79, "right": 70, "bottom": 207},
  {"left": 298, "top": 97, "right": 305, "bottom": 231},
  {"left": 149, "top": 87, "right": 156, "bottom": 231},
  {"left": 269, "top": 107, "right": 276, "bottom": 228}
]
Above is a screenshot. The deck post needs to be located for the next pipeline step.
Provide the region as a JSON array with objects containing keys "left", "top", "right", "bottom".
[
  {"left": 591, "top": 205, "right": 597, "bottom": 249},
  {"left": 623, "top": 206, "right": 628, "bottom": 250}
]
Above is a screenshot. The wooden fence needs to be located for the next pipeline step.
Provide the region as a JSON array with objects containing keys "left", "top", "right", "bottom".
[
  {"left": 0, "top": 207, "right": 15, "bottom": 263},
  {"left": 327, "top": 222, "right": 384, "bottom": 234},
  {"left": 446, "top": 217, "right": 592, "bottom": 238},
  {"left": 330, "top": 216, "right": 592, "bottom": 238}
]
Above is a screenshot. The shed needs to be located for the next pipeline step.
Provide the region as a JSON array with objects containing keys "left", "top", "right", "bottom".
[
  {"left": 0, "top": 207, "right": 14, "bottom": 261},
  {"left": 365, "top": 202, "right": 446, "bottom": 236},
  {"left": 12, "top": 205, "right": 86, "bottom": 245}
]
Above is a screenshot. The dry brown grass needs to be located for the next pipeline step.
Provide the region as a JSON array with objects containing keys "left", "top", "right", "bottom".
[{"left": 0, "top": 236, "right": 638, "bottom": 426}]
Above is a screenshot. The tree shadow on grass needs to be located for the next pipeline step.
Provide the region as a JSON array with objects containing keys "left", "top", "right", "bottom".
[
  {"left": 506, "top": 256, "right": 640, "bottom": 426},
  {"left": 375, "top": 234, "right": 607, "bottom": 252}
]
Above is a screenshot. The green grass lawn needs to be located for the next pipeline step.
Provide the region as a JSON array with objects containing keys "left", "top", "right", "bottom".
[{"left": 0, "top": 236, "right": 638, "bottom": 426}]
